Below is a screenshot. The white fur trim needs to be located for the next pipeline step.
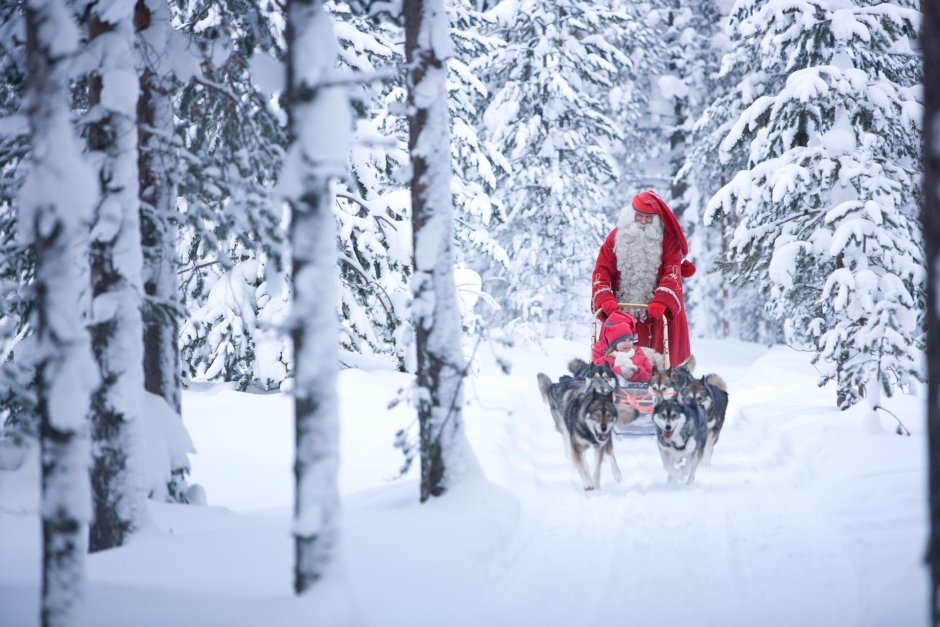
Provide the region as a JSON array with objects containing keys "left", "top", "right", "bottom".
[
  {"left": 614, "top": 209, "right": 662, "bottom": 320},
  {"left": 656, "top": 287, "right": 682, "bottom": 312}
]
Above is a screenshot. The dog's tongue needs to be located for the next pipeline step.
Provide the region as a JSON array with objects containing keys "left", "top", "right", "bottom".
[{"left": 663, "top": 429, "right": 673, "bottom": 440}]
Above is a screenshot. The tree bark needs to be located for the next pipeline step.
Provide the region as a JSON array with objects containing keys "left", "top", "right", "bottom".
[
  {"left": 87, "top": 1, "right": 146, "bottom": 552},
  {"left": 23, "top": 3, "right": 97, "bottom": 624},
  {"left": 924, "top": 1, "right": 940, "bottom": 623},
  {"left": 136, "top": 0, "right": 189, "bottom": 501},
  {"left": 285, "top": 0, "right": 346, "bottom": 593},
  {"left": 136, "top": 0, "right": 181, "bottom": 417},
  {"left": 404, "top": 0, "right": 468, "bottom": 502}
]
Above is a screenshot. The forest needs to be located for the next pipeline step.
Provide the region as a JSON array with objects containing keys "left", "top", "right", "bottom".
[{"left": 0, "top": 0, "right": 936, "bottom": 625}]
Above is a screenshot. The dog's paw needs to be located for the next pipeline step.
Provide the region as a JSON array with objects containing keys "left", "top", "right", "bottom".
[{"left": 613, "top": 468, "right": 623, "bottom": 483}]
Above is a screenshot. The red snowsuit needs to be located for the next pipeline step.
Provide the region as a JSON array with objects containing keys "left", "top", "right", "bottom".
[
  {"left": 591, "top": 191, "right": 694, "bottom": 366},
  {"left": 592, "top": 311, "right": 652, "bottom": 383}
]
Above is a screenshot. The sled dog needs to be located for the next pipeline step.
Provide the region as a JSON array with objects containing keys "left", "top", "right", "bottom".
[
  {"left": 537, "top": 366, "right": 622, "bottom": 491},
  {"left": 680, "top": 374, "right": 728, "bottom": 466},
  {"left": 651, "top": 398, "right": 707, "bottom": 485},
  {"left": 647, "top": 355, "right": 696, "bottom": 403}
]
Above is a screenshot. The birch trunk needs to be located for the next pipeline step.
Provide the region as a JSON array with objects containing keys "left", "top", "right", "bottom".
[
  {"left": 404, "top": 0, "right": 468, "bottom": 502},
  {"left": 87, "top": 1, "right": 146, "bottom": 552},
  {"left": 284, "top": 0, "right": 349, "bottom": 592},
  {"left": 136, "top": 0, "right": 180, "bottom": 416},
  {"left": 136, "top": 0, "right": 188, "bottom": 500},
  {"left": 23, "top": 1, "right": 98, "bottom": 623},
  {"left": 924, "top": 1, "right": 940, "bottom": 623}
]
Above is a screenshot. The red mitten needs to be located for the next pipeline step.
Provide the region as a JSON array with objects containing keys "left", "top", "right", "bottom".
[
  {"left": 600, "top": 299, "right": 619, "bottom": 317},
  {"left": 681, "top": 260, "right": 696, "bottom": 278},
  {"left": 647, "top": 301, "right": 666, "bottom": 319}
]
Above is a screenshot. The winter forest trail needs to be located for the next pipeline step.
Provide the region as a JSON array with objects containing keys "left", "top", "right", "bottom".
[
  {"left": 0, "top": 338, "right": 925, "bottom": 627},
  {"left": 460, "top": 337, "right": 918, "bottom": 627}
]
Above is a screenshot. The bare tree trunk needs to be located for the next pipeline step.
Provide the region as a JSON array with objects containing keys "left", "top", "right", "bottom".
[
  {"left": 137, "top": 0, "right": 180, "bottom": 416},
  {"left": 136, "top": 0, "right": 189, "bottom": 501},
  {"left": 86, "top": 1, "right": 146, "bottom": 552},
  {"left": 405, "top": 0, "right": 468, "bottom": 502},
  {"left": 284, "top": 0, "right": 348, "bottom": 593},
  {"left": 924, "top": 2, "right": 940, "bottom": 624},
  {"left": 23, "top": 3, "right": 98, "bottom": 624}
]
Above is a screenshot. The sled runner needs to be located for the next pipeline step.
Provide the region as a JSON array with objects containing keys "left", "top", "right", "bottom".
[{"left": 592, "top": 303, "right": 670, "bottom": 438}]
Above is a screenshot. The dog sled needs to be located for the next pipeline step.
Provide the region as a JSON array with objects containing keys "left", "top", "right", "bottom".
[{"left": 592, "top": 303, "right": 670, "bottom": 438}]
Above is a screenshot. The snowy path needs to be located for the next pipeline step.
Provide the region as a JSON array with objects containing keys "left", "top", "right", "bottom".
[
  {"left": 459, "top": 338, "right": 915, "bottom": 627},
  {"left": 0, "top": 338, "right": 926, "bottom": 626}
]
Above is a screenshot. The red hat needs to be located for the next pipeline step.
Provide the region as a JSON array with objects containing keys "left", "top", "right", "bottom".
[
  {"left": 631, "top": 190, "right": 688, "bottom": 257},
  {"left": 601, "top": 310, "right": 637, "bottom": 348}
]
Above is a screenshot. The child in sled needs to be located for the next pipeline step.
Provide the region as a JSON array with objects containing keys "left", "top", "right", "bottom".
[{"left": 592, "top": 310, "right": 652, "bottom": 384}]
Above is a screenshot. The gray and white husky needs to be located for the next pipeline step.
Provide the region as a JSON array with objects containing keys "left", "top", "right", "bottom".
[
  {"left": 537, "top": 364, "right": 622, "bottom": 491},
  {"left": 680, "top": 374, "right": 728, "bottom": 466},
  {"left": 651, "top": 398, "right": 707, "bottom": 485}
]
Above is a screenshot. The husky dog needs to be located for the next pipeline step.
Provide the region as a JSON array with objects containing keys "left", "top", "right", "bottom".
[
  {"left": 537, "top": 367, "right": 622, "bottom": 491},
  {"left": 648, "top": 354, "right": 697, "bottom": 403},
  {"left": 651, "top": 398, "right": 707, "bottom": 485},
  {"left": 680, "top": 374, "right": 728, "bottom": 466},
  {"left": 565, "top": 359, "right": 620, "bottom": 396}
]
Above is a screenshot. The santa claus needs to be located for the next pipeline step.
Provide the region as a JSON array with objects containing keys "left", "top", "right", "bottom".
[{"left": 591, "top": 190, "right": 696, "bottom": 366}]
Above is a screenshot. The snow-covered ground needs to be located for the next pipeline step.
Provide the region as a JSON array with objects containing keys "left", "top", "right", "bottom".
[{"left": 0, "top": 337, "right": 928, "bottom": 626}]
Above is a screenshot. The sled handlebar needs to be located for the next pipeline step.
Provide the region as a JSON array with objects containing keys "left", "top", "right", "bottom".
[{"left": 592, "top": 303, "right": 671, "bottom": 370}]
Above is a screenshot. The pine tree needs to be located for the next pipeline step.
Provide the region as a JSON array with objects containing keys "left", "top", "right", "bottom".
[
  {"left": 174, "top": 0, "right": 288, "bottom": 389},
  {"left": 479, "top": 0, "right": 630, "bottom": 333},
  {"left": 449, "top": 0, "right": 508, "bottom": 275},
  {"left": 0, "top": 3, "right": 38, "bottom": 442},
  {"left": 21, "top": 0, "right": 99, "bottom": 621},
  {"left": 283, "top": 0, "right": 349, "bottom": 591},
  {"left": 332, "top": 1, "right": 414, "bottom": 369},
  {"left": 405, "top": 0, "right": 470, "bottom": 501},
  {"left": 85, "top": 0, "right": 147, "bottom": 551},
  {"left": 706, "top": 0, "right": 923, "bottom": 409},
  {"left": 672, "top": 0, "right": 757, "bottom": 340}
]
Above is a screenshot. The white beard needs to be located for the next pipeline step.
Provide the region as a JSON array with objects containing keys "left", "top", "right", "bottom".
[{"left": 614, "top": 209, "right": 663, "bottom": 321}]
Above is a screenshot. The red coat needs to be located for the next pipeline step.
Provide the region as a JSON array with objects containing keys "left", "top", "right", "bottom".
[
  {"left": 591, "top": 311, "right": 652, "bottom": 382},
  {"left": 591, "top": 228, "right": 692, "bottom": 366}
]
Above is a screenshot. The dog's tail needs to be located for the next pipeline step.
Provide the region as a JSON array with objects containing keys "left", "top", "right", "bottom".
[
  {"left": 704, "top": 373, "right": 727, "bottom": 392},
  {"left": 536, "top": 373, "right": 553, "bottom": 403},
  {"left": 567, "top": 358, "right": 589, "bottom": 375}
]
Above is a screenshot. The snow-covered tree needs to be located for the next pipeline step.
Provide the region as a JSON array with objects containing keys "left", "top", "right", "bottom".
[
  {"left": 478, "top": 0, "right": 631, "bottom": 333},
  {"left": 449, "top": 1, "right": 508, "bottom": 275},
  {"left": 610, "top": 0, "right": 671, "bottom": 195},
  {"left": 331, "top": 2, "right": 414, "bottom": 369},
  {"left": 136, "top": 0, "right": 196, "bottom": 502},
  {"left": 0, "top": 4, "right": 38, "bottom": 440},
  {"left": 706, "top": 0, "right": 923, "bottom": 410},
  {"left": 672, "top": 0, "right": 761, "bottom": 341},
  {"left": 405, "top": 0, "right": 470, "bottom": 501},
  {"left": 21, "top": 0, "right": 98, "bottom": 621},
  {"left": 85, "top": 0, "right": 147, "bottom": 551},
  {"left": 173, "top": 0, "right": 288, "bottom": 389},
  {"left": 283, "top": 0, "right": 349, "bottom": 591}
]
